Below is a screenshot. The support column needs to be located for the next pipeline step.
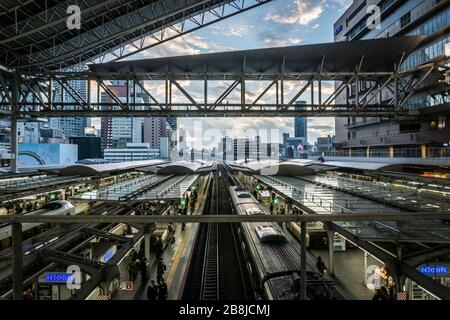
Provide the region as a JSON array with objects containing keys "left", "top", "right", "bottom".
[
  {"left": 300, "top": 221, "right": 307, "bottom": 300},
  {"left": 144, "top": 224, "right": 153, "bottom": 262},
  {"left": 10, "top": 116, "right": 18, "bottom": 173},
  {"left": 12, "top": 223, "right": 23, "bottom": 300},
  {"left": 10, "top": 72, "right": 19, "bottom": 174},
  {"left": 326, "top": 228, "right": 335, "bottom": 276}
]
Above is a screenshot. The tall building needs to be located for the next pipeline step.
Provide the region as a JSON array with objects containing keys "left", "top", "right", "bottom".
[
  {"left": 334, "top": 0, "right": 449, "bottom": 155},
  {"left": 178, "top": 128, "right": 188, "bottom": 159},
  {"left": 294, "top": 101, "right": 308, "bottom": 142},
  {"left": 52, "top": 80, "right": 88, "bottom": 137},
  {"left": 219, "top": 136, "right": 233, "bottom": 161},
  {"left": 143, "top": 117, "right": 167, "bottom": 149},
  {"left": 101, "top": 81, "right": 142, "bottom": 150}
]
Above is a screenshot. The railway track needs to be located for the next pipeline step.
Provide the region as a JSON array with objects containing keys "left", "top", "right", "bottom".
[
  {"left": 184, "top": 165, "right": 252, "bottom": 300},
  {"left": 201, "top": 170, "right": 221, "bottom": 300}
]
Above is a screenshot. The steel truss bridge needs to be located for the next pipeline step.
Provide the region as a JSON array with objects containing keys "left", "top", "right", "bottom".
[{"left": 0, "top": 36, "right": 443, "bottom": 118}]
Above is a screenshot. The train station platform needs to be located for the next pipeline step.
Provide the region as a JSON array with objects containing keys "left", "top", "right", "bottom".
[
  {"left": 312, "top": 248, "right": 374, "bottom": 300},
  {"left": 112, "top": 224, "right": 190, "bottom": 300},
  {"left": 112, "top": 195, "right": 203, "bottom": 301}
]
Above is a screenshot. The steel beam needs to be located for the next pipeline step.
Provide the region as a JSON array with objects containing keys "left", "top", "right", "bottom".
[
  {"left": 12, "top": 223, "right": 23, "bottom": 300},
  {"left": 300, "top": 221, "right": 307, "bottom": 300},
  {"left": 1, "top": 212, "right": 449, "bottom": 224}
]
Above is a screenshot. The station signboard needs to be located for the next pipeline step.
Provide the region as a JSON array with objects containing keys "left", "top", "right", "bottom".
[
  {"left": 418, "top": 264, "right": 449, "bottom": 276},
  {"left": 40, "top": 272, "right": 74, "bottom": 284}
]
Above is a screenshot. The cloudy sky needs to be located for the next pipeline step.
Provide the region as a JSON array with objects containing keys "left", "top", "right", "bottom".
[{"left": 107, "top": 0, "right": 353, "bottom": 149}]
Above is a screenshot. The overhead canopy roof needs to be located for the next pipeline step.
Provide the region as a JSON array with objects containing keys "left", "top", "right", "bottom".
[
  {"left": 156, "top": 161, "right": 202, "bottom": 175},
  {"left": 90, "top": 36, "right": 424, "bottom": 78},
  {"left": 58, "top": 160, "right": 167, "bottom": 177},
  {"left": 228, "top": 160, "right": 316, "bottom": 176},
  {"left": 320, "top": 161, "right": 403, "bottom": 172}
]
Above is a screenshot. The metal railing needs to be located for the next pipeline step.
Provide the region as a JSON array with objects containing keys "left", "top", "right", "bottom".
[{"left": 310, "top": 147, "right": 450, "bottom": 159}]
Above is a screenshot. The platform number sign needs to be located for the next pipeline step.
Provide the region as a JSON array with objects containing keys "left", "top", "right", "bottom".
[
  {"left": 120, "top": 281, "right": 134, "bottom": 291},
  {"left": 366, "top": 265, "right": 382, "bottom": 290}
]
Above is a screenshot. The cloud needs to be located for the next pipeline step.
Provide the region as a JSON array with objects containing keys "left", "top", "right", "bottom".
[
  {"left": 212, "top": 23, "right": 254, "bottom": 38},
  {"left": 329, "top": 0, "right": 353, "bottom": 12},
  {"left": 263, "top": 36, "right": 302, "bottom": 47},
  {"left": 264, "top": 0, "right": 325, "bottom": 26}
]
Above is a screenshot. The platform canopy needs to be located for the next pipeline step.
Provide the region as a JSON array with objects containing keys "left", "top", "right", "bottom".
[{"left": 89, "top": 36, "right": 424, "bottom": 79}]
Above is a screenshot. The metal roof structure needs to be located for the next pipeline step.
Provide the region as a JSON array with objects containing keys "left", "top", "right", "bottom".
[
  {"left": 254, "top": 174, "right": 450, "bottom": 244},
  {"left": 319, "top": 161, "right": 403, "bottom": 172},
  {"left": 72, "top": 173, "right": 199, "bottom": 202},
  {"left": 0, "top": 0, "right": 272, "bottom": 71},
  {"left": 89, "top": 36, "right": 424, "bottom": 78},
  {"left": 58, "top": 160, "right": 168, "bottom": 176},
  {"left": 156, "top": 161, "right": 203, "bottom": 175},
  {"left": 226, "top": 159, "right": 406, "bottom": 176},
  {"left": 243, "top": 160, "right": 317, "bottom": 176}
]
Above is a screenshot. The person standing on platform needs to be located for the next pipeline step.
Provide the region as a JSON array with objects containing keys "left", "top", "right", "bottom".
[
  {"left": 127, "top": 258, "right": 138, "bottom": 282},
  {"left": 158, "top": 279, "right": 168, "bottom": 300},
  {"left": 139, "top": 258, "right": 148, "bottom": 283},
  {"left": 154, "top": 237, "right": 163, "bottom": 259},
  {"left": 147, "top": 280, "right": 158, "bottom": 300},
  {"left": 316, "top": 256, "right": 327, "bottom": 275},
  {"left": 157, "top": 258, "right": 167, "bottom": 282}
]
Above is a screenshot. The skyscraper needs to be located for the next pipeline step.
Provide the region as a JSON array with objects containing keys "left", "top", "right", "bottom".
[
  {"left": 143, "top": 117, "right": 167, "bottom": 149},
  {"left": 100, "top": 80, "right": 142, "bottom": 150},
  {"left": 294, "top": 101, "right": 308, "bottom": 143}
]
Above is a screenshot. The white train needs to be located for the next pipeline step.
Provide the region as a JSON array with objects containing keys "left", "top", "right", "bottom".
[
  {"left": 0, "top": 200, "right": 75, "bottom": 246},
  {"left": 229, "top": 186, "right": 341, "bottom": 300}
]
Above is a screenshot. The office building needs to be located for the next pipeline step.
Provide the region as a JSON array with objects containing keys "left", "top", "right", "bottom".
[
  {"left": 334, "top": 0, "right": 450, "bottom": 156},
  {"left": 101, "top": 80, "right": 143, "bottom": 150},
  {"left": 143, "top": 117, "right": 167, "bottom": 149},
  {"left": 104, "top": 143, "right": 160, "bottom": 163},
  {"left": 316, "top": 135, "right": 337, "bottom": 153},
  {"left": 294, "top": 101, "right": 308, "bottom": 142}
]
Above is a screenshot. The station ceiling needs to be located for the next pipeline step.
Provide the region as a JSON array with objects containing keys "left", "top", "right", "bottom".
[{"left": 0, "top": 0, "right": 271, "bottom": 70}]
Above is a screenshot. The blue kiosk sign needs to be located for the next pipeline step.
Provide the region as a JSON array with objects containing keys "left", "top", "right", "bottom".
[
  {"left": 43, "top": 272, "right": 74, "bottom": 284},
  {"left": 419, "top": 265, "right": 449, "bottom": 276}
]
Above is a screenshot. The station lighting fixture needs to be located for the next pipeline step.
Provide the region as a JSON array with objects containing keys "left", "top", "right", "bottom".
[
  {"left": 180, "top": 198, "right": 187, "bottom": 206},
  {"left": 273, "top": 197, "right": 279, "bottom": 205},
  {"left": 256, "top": 184, "right": 262, "bottom": 191}
]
